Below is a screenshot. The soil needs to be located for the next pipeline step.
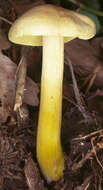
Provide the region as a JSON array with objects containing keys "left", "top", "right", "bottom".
[{"left": 0, "top": 0, "right": 103, "bottom": 190}]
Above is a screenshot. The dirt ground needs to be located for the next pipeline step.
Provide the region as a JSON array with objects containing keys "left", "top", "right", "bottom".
[{"left": 0, "top": 0, "right": 103, "bottom": 189}]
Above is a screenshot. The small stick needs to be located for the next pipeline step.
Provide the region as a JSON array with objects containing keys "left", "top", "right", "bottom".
[
  {"left": 0, "top": 16, "right": 12, "bottom": 25},
  {"left": 91, "top": 137, "right": 103, "bottom": 170},
  {"left": 67, "top": 58, "right": 92, "bottom": 121},
  {"left": 72, "top": 129, "right": 103, "bottom": 141},
  {"left": 85, "top": 65, "right": 101, "bottom": 95},
  {"left": 72, "top": 139, "right": 103, "bottom": 171},
  {"left": 72, "top": 145, "right": 99, "bottom": 171}
]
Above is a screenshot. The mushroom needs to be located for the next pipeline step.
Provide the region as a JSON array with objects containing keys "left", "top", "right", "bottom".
[{"left": 8, "top": 4, "right": 96, "bottom": 182}]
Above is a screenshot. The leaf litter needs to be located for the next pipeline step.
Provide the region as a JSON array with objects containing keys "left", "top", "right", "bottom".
[{"left": 0, "top": 0, "right": 103, "bottom": 190}]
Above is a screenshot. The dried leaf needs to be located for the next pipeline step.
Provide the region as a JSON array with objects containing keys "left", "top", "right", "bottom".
[
  {"left": 0, "top": 51, "right": 39, "bottom": 123},
  {"left": 10, "top": 0, "right": 45, "bottom": 16},
  {"left": 90, "top": 37, "right": 103, "bottom": 55},
  {"left": 64, "top": 39, "right": 103, "bottom": 89},
  {"left": 0, "top": 29, "right": 10, "bottom": 50},
  {"left": 24, "top": 155, "right": 47, "bottom": 190}
]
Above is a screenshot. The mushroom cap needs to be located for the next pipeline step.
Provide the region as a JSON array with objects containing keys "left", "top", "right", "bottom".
[{"left": 8, "top": 4, "right": 96, "bottom": 46}]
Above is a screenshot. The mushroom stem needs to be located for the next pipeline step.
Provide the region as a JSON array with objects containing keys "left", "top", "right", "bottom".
[{"left": 37, "top": 36, "right": 64, "bottom": 182}]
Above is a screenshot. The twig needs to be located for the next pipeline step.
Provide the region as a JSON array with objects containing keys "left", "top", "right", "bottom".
[
  {"left": 76, "top": 175, "right": 92, "bottom": 190},
  {"left": 66, "top": 58, "right": 92, "bottom": 120},
  {"left": 72, "top": 145, "right": 99, "bottom": 171},
  {"left": 72, "top": 139, "right": 103, "bottom": 171},
  {"left": 85, "top": 65, "right": 101, "bottom": 95},
  {"left": 72, "top": 129, "right": 103, "bottom": 141},
  {"left": 0, "top": 16, "right": 12, "bottom": 25},
  {"left": 91, "top": 137, "right": 103, "bottom": 170}
]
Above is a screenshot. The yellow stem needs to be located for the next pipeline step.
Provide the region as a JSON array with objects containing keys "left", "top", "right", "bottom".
[{"left": 37, "top": 36, "right": 64, "bottom": 182}]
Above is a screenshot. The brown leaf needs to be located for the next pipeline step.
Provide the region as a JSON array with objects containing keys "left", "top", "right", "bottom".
[
  {"left": 24, "top": 77, "right": 39, "bottom": 107},
  {"left": 90, "top": 37, "right": 103, "bottom": 56},
  {"left": 10, "top": 0, "right": 45, "bottom": 16},
  {"left": 64, "top": 38, "right": 103, "bottom": 89},
  {"left": 24, "top": 155, "right": 47, "bottom": 190},
  {"left": 0, "top": 29, "right": 10, "bottom": 50},
  {"left": 0, "top": 51, "right": 39, "bottom": 123}
]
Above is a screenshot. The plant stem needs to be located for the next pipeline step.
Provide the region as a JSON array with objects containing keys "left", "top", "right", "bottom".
[{"left": 37, "top": 36, "right": 64, "bottom": 182}]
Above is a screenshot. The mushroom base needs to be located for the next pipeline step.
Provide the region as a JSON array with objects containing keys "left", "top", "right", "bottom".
[{"left": 37, "top": 36, "right": 64, "bottom": 182}]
